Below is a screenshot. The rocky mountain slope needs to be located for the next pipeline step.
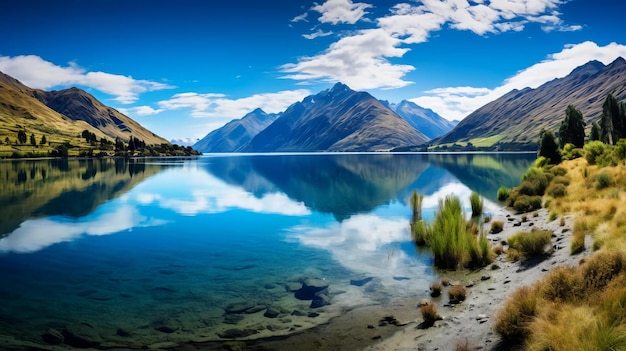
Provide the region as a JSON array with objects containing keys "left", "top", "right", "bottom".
[
  {"left": 437, "top": 57, "right": 626, "bottom": 147},
  {"left": 193, "top": 108, "right": 279, "bottom": 152},
  {"left": 242, "top": 83, "right": 429, "bottom": 152},
  {"left": 387, "top": 100, "right": 456, "bottom": 139},
  {"left": 0, "top": 71, "right": 167, "bottom": 145}
]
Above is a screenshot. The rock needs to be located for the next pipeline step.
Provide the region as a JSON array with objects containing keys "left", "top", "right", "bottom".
[
  {"left": 263, "top": 308, "right": 280, "bottom": 318},
  {"left": 147, "top": 341, "right": 179, "bottom": 349},
  {"left": 367, "top": 324, "right": 375, "bottom": 329},
  {"left": 310, "top": 294, "right": 330, "bottom": 308},
  {"left": 465, "top": 281, "right": 475, "bottom": 288},
  {"left": 285, "top": 282, "right": 302, "bottom": 292},
  {"left": 295, "top": 278, "right": 330, "bottom": 300},
  {"left": 349, "top": 276, "right": 374, "bottom": 286},
  {"left": 41, "top": 328, "right": 64, "bottom": 345},
  {"left": 218, "top": 328, "right": 258, "bottom": 339},
  {"left": 291, "top": 310, "right": 306, "bottom": 316},
  {"left": 513, "top": 222, "right": 522, "bottom": 227},
  {"left": 481, "top": 274, "right": 491, "bottom": 281},
  {"left": 225, "top": 301, "right": 256, "bottom": 314},
  {"left": 244, "top": 305, "right": 267, "bottom": 314},
  {"left": 154, "top": 319, "right": 180, "bottom": 333},
  {"left": 116, "top": 328, "right": 131, "bottom": 337},
  {"left": 224, "top": 314, "right": 244, "bottom": 325},
  {"left": 476, "top": 314, "right": 489, "bottom": 321},
  {"left": 62, "top": 323, "right": 102, "bottom": 348},
  {"left": 307, "top": 312, "right": 320, "bottom": 318}
]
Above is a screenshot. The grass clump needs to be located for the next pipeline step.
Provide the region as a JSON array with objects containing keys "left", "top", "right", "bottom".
[
  {"left": 490, "top": 220, "right": 504, "bottom": 233},
  {"left": 595, "top": 171, "right": 613, "bottom": 189},
  {"left": 430, "top": 282, "right": 442, "bottom": 297},
  {"left": 513, "top": 195, "right": 542, "bottom": 213},
  {"left": 409, "top": 193, "right": 493, "bottom": 270},
  {"left": 494, "top": 286, "right": 538, "bottom": 343},
  {"left": 507, "top": 229, "right": 552, "bottom": 258},
  {"left": 420, "top": 303, "right": 440, "bottom": 326},
  {"left": 548, "top": 183, "right": 567, "bottom": 198},
  {"left": 497, "top": 186, "right": 510, "bottom": 201},
  {"left": 538, "top": 266, "right": 582, "bottom": 303},
  {"left": 571, "top": 219, "right": 586, "bottom": 255},
  {"left": 469, "top": 191, "right": 483, "bottom": 218},
  {"left": 448, "top": 285, "right": 467, "bottom": 304}
]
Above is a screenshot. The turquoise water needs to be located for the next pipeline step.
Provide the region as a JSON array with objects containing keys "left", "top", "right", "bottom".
[{"left": 0, "top": 153, "right": 534, "bottom": 348}]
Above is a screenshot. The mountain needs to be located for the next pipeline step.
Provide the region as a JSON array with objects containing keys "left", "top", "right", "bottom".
[
  {"left": 193, "top": 108, "right": 279, "bottom": 152},
  {"left": 437, "top": 57, "right": 626, "bottom": 148},
  {"left": 242, "top": 83, "right": 429, "bottom": 152},
  {"left": 0, "top": 71, "right": 167, "bottom": 147},
  {"left": 387, "top": 99, "right": 457, "bottom": 139}
]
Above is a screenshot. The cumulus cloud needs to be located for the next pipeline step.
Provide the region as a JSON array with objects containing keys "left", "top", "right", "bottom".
[
  {"left": 312, "top": 0, "right": 373, "bottom": 25},
  {"left": 118, "top": 106, "right": 164, "bottom": 116},
  {"left": 157, "top": 89, "right": 311, "bottom": 118},
  {"left": 411, "top": 41, "right": 626, "bottom": 120},
  {"left": 284, "top": 0, "right": 581, "bottom": 90},
  {"left": 0, "top": 55, "right": 173, "bottom": 104}
]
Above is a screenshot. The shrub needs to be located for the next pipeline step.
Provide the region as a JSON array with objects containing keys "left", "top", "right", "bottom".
[
  {"left": 470, "top": 191, "right": 483, "bottom": 218},
  {"left": 595, "top": 172, "right": 613, "bottom": 190},
  {"left": 490, "top": 220, "right": 504, "bottom": 234},
  {"left": 430, "top": 282, "right": 442, "bottom": 297},
  {"left": 539, "top": 266, "right": 582, "bottom": 303},
  {"left": 493, "top": 244, "right": 504, "bottom": 255},
  {"left": 507, "top": 229, "right": 552, "bottom": 257},
  {"left": 494, "top": 286, "right": 538, "bottom": 343},
  {"left": 448, "top": 285, "right": 467, "bottom": 304},
  {"left": 521, "top": 215, "right": 528, "bottom": 222},
  {"left": 497, "top": 186, "right": 510, "bottom": 201},
  {"left": 551, "top": 166, "right": 567, "bottom": 177},
  {"left": 420, "top": 303, "right": 440, "bottom": 326},
  {"left": 584, "top": 141, "right": 606, "bottom": 165},
  {"left": 581, "top": 251, "right": 625, "bottom": 293},
  {"left": 570, "top": 232, "right": 585, "bottom": 255},
  {"left": 513, "top": 195, "right": 542, "bottom": 213},
  {"left": 551, "top": 175, "right": 570, "bottom": 186},
  {"left": 548, "top": 183, "right": 567, "bottom": 198}
]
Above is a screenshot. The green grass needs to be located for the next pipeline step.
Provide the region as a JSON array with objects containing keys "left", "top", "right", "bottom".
[
  {"left": 470, "top": 191, "right": 483, "bottom": 218},
  {"left": 507, "top": 229, "right": 552, "bottom": 258}
]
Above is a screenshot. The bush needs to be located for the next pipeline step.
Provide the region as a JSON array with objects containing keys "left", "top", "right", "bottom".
[
  {"left": 548, "top": 183, "right": 567, "bottom": 198},
  {"left": 551, "top": 166, "right": 568, "bottom": 177},
  {"left": 584, "top": 141, "right": 606, "bottom": 165},
  {"left": 497, "top": 186, "right": 510, "bottom": 201},
  {"left": 494, "top": 286, "right": 538, "bottom": 343},
  {"left": 420, "top": 303, "right": 440, "bottom": 326},
  {"left": 507, "top": 229, "right": 552, "bottom": 257},
  {"left": 430, "top": 282, "right": 442, "bottom": 297},
  {"left": 513, "top": 195, "right": 542, "bottom": 213},
  {"left": 595, "top": 172, "right": 613, "bottom": 190},
  {"left": 551, "top": 175, "right": 570, "bottom": 186},
  {"left": 582, "top": 251, "right": 625, "bottom": 293},
  {"left": 490, "top": 220, "right": 504, "bottom": 234},
  {"left": 448, "top": 285, "right": 467, "bottom": 304},
  {"left": 470, "top": 191, "right": 483, "bottom": 218},
  {"left": 540, "top": 266, "right": 582, "bottom": 303}
]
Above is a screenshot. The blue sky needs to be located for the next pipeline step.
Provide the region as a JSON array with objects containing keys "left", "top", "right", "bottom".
[{"left": 1, "top": 0, "right": 625, "bottom": 144}]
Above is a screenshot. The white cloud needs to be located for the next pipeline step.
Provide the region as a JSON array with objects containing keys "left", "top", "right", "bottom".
[
  {"left": 0, "top": 206, "right": 164, "bottom": 253},
  {"left": 285, "top": 0, "right": 580, "bottom": 90},
  {"left": 303, "top": 29, "right": 334, "bottom": 40},
  {"left": 157, "top": 89, "right": 311, "bottom": 119},
  {"left": 312, "top": 0, "right": 373, "bottom": 25},
  {"left": 411, "top": 41, "right": 626, "bottom": 121},
  {"left": 118, "top": 105, "right": 164, "bottom": 116},
  {"left": 0, "top": 55, "right": 173, "bottom": 104},
  {"left": 291, "top": 12, "right": 309, "bottom": 23}
]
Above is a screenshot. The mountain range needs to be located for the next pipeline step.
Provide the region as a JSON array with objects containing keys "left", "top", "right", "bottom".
[
  {"left": 194, "top": 83, "right": 456, "bottom": 152},
  {"left": 0, "top": 71, "right": 167, "bottom": 147},
  {"left": 436, "top": 57, "right": 626, "bottom": 148}
]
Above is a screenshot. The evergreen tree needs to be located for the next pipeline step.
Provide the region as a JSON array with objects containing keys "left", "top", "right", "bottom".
[
  {"left": 559, "top": 105, "right": 586, "bottom": 148},
  {"left": 599, "top": 94, "right": 624, "bottom": 145},
  {"left": 40, "top": 135, "right": 47, "bottom": 145},
  {"left": 17, "top": 130, "right": 27, "bottom": 144},
  {"left": 538, "top": 130, "right": 561, "bottom": 164},
  {"left": 590, "top": 121, "right": 601, "bottom": 141},
  {"left": 4, "top": 136, "right": 8, "bottom": 144},
  {"left": 30, "top": 133, "right": 36, "bottom": 146}
]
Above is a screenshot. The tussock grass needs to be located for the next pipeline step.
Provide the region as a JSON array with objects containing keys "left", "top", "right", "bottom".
[
  {"left": 448, "top": 285, "right": 467, "bottom": 304},
  {"left": 507, "top": 229, "right": 552, "bottom": 258},
  {"left": 490, "top": 220, "right": 504, "bottom": 234},
  {"left": 420, "top": 303, "right": 440, "bottom": 325},
  {"left": 497, "top": 186, "right": 510, "bottom": 201},
  {"left": 430, "top": 282, "right": 442, "bottom": 297},
  {"left": 470, "top": 191, "right": 483, "bottom": 218},
  {"left": 494, "top": 286, "right": 538, "bottom": 343}
]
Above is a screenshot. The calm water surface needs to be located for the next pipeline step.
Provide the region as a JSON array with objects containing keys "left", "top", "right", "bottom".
[{"left": 0, "top": 153, "right": 534, "bottom": 348}]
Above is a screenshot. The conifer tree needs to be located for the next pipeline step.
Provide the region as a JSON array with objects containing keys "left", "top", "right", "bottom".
[
  {"left": 599, "top": 94, "right": 624, "bottom": 145},
  {"left": 538, "top": 130, "right": 561, "bottom": 164},
  {"left": 559, "top": 105, "right": 586, "bottom": 148}
]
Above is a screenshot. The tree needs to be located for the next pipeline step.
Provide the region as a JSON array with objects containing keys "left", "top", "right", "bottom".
[
  {"left": 559, "top": 105, "right": 585, "bottom": 148},
  {"left": 538, "top": 130, "right": 561, "bottom": 164},
  {"left": 40, "top": 135, "right": 47, "bottom": 145},
  {"left": 590, "top": 121, "right": 601, "bottom": 141},
  {"left": 17, "top": 130, "right": 27, "bottom": 144},
  {"left": 4, "top": 136, "right": 9, "bottom": 144},
  {"left": 599, "top": 94, "right": 625, "bottom": 145},
  {"left": 30, "top": 133, "right": 36, "bottom": 146}
]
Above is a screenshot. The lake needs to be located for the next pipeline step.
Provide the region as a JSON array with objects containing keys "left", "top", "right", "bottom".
[{"left": 0, "top": 153, "right": 534, "bottom": 349}]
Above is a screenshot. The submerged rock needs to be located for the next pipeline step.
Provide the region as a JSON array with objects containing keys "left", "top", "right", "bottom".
[
  {"left": 294, "top": 278, "right": 329, "bottom": 300},
  {"left": 350, "top": 276, "right": 374, "bottom": 286},
  {"left": 154, "top": 319, "right": 180, "bottom": 333},
  {"left": 263, "top": 308, "right": 280, "bottom": 318},
  {"left": 244, "top": 304, "right": 267, "bottom": 314},
  {"left": 310, "top": 293, "right": 330, "bottom": 308},
  {"left": 41, "top": 328, "right": 64, "bottom": 345},
  {"left": 225, "top": 301, "right": 256, "bottom": 314},
  {"left": 62, "top": 323, "right": 102, "bottom": 348},
  {"left": 223, "top": 314, "right": 244, "bottom": 325},
  {"left": 218, "top": 328, "right": 258, "bottom": 339}
]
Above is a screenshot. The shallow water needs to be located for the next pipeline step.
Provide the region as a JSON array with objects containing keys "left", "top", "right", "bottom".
[{"left": 0, "top": 153, "right": 534, "bottom": 348}]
